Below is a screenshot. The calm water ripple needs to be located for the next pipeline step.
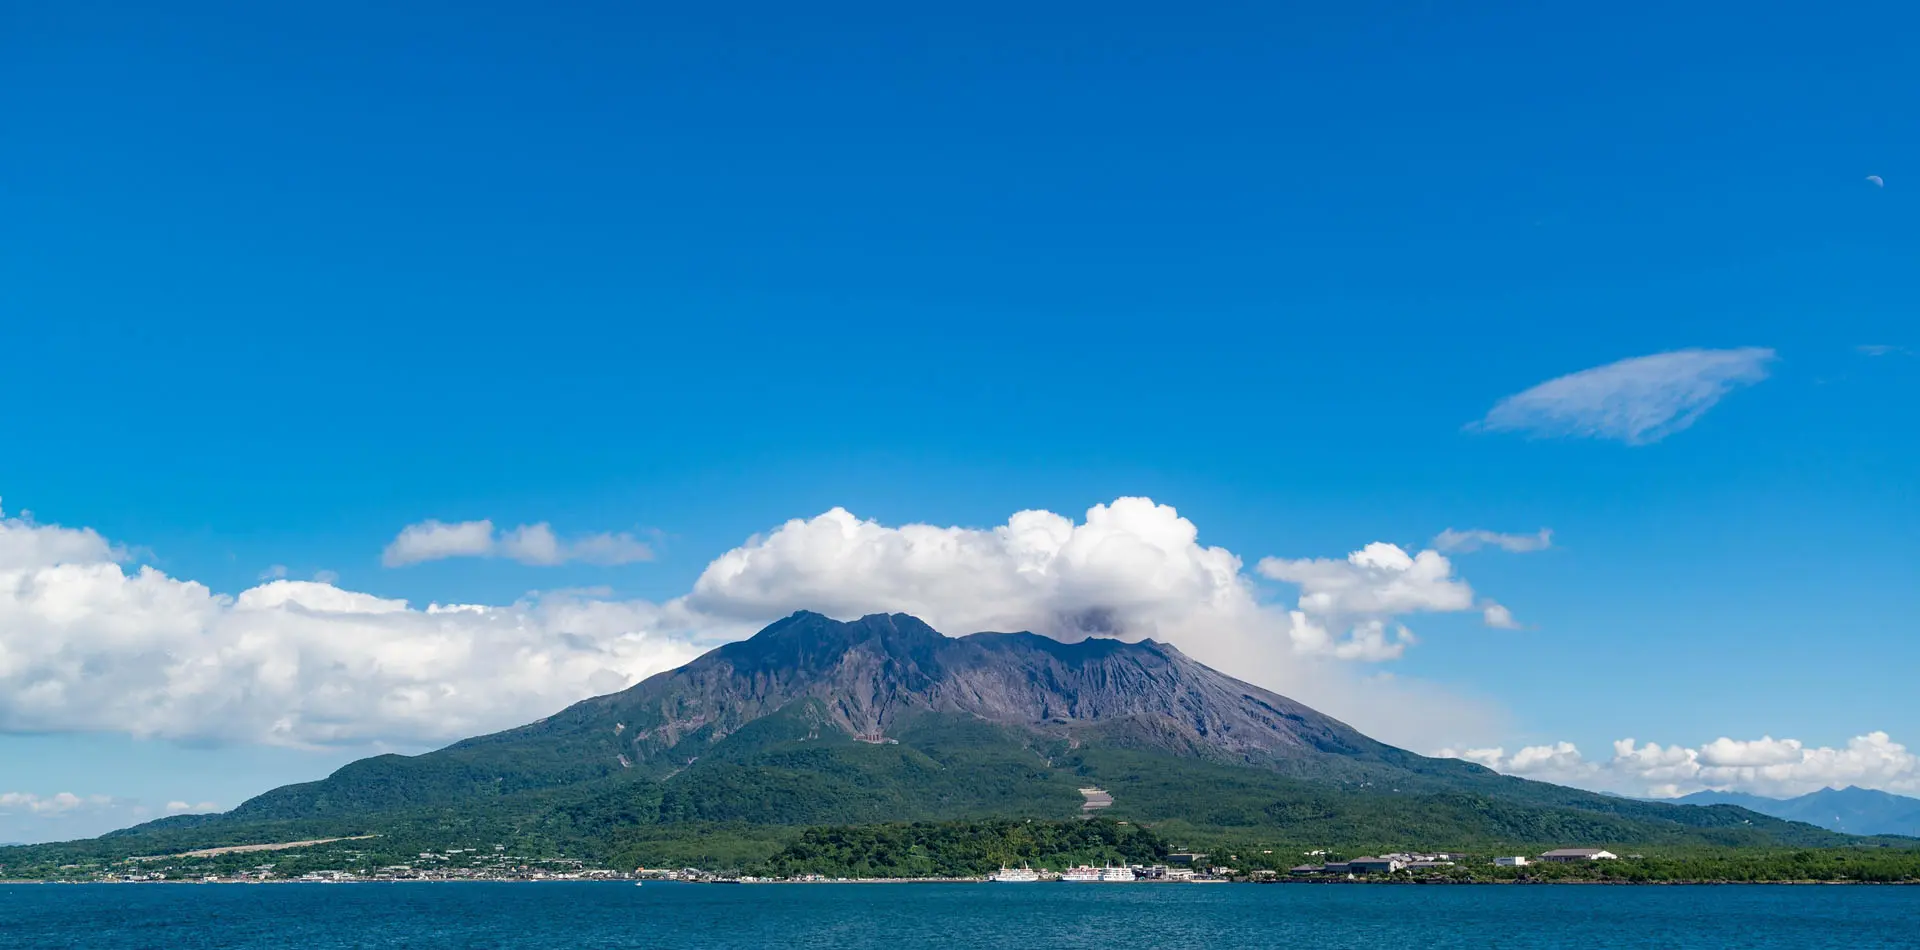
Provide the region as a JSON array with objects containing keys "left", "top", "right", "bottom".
[{"left": 4, "top": 882, "right": 1917, "bottom": 949}]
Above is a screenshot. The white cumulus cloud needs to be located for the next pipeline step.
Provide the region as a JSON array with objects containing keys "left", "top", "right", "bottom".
[
  {"left": 1470, "top": 347, "right": 1776, "bottom": 445},
  {"left": 1442, "top": 731, "right": 1920, "bottom": 798},
  {"left": 0, "top": 792, "right": 110, "bottom": 815},
  {"left": 0, "top": 509, "right": 705, "bottom": 746},
  {"left": 1259, "top": 543, "right": 1475, "bottom": 617},
  {"left": 686, "top": 499, "right": 1248, "bottom": 641},
  {"left": 689, "top": 500, "right": 1510, "bottom": 666},
  {"left": 1507, "top": 740, "right": 1589, "bottom": 776},
  {"left": 1697, "top": 735, "right": 1806, "bottom": 768},
  {"left": 164, "top": 800, "right": 220, "bottom": 814},
  {"left": 0, "top": 496, "right": 1513, "bottom": 754},
  {"left": 0, "top": 503, "right": 124, "bottom": 570},
  {"left": 1279, "top": 617, "right": 1417, "bottom": 662},
  {"left": 1256, "top": 541, "right": 1514, "bottom": 658},
  {"left": 1480, "top": 602, "right": 1520, "bottom": 629},
  {"left": 381, "top": 520, "right": 494, "bottom": 563},
  {"left": 382, "top": 519, "right": 654, "bottom": 567},
  {"left": 0, "top": 791, "right": 187, "bottom": 843}
]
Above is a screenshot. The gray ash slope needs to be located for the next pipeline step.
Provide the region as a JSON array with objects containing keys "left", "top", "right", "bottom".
[
  {"left": 177, "top": 612, "right": 1875, "bottom": 849},
  {"left": 528, "top": 610, "right": 1394, "bottom": 768}
]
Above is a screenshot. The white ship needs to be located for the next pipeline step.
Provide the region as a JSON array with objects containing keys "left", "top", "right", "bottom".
[
  {"left": 1097, "top": 865, "right": 1136, "bottom": 883},
  {"left": 989, "top": 865, "right": 1039, "bottom": 882},
  {"left": 1060, "top": 866, "right": 1101, "bottom": 882}
]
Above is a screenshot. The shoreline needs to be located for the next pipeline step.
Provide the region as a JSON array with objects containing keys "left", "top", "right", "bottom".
[{"left": 4, "top": 877, "right": 1914, "bottom": 887}]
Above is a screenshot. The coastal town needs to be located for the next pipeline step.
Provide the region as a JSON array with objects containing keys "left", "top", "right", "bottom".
[
  {"left": 1285, "top": 847, "right": 1619, "bottom": 877},
  {"left": 4, "top": 844, "right": 1629, "bottom": 885}
]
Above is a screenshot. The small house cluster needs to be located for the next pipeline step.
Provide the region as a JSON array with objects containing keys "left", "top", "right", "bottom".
[
  {"left": 1494, "top": 849, "right": 1619, "bottom": 867},
  {"left": 1538, "top": 848, "right": 1618, "bottom": 863},
  {"left": 1290, "top": 847, "right": 1619, "bottom": 877},
  {"left": 1289, "top": 852, "right": 1459, "bottom": 876}
]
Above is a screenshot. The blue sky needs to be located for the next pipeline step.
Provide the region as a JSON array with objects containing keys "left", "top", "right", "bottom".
[{"left": 2, "top": 0, "right": 1916, "bottom": 841}]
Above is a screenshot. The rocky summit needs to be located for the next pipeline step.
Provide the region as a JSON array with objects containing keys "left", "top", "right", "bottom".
[{"left": 546, "top": 610, "right": 1390, "bottom": 769}]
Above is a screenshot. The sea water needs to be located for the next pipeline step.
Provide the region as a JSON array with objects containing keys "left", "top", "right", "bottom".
[{"left": 3, "top": 881, "right": 1916, "bottom": 949}]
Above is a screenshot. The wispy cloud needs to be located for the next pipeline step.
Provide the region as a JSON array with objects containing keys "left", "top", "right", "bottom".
[
  {"left": 1470, "top": 347, "right": 1776, "bottom": 445},
  {"left": 1432, "top": 528, "right": 1552, "bottom": 554},
  {"left": 1856, "top": 344, "right": 1910, "bottom": 358},
  {"left": 382, "top": 519, "right": 655, "bottom": 567}
]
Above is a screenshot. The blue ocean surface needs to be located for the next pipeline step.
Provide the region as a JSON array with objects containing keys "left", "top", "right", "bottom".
[{"left": 3, "top": 882, "right": 1917, "bottom": 949}]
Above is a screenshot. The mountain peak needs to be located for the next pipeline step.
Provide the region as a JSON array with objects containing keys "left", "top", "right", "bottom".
[
  {"left": 587, "top": 611, "right": 1390, "bottom": 767},
  {"left": 753, "top": 610, "right": 942, "bottom": 637}
]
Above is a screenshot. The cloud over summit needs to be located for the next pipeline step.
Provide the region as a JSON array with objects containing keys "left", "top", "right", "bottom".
[
  {"left": 692, "top": 500, "right": 1517, "bottom": 666},
  {"left": 686, "top": 498, "right": 1247, "bottom": 642}
]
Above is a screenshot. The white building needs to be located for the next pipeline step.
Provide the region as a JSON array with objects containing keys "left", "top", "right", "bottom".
[
  {"left": 1346, "top": 856, "right": 1406, "bottom": 874},
  {"left": 1494, "top": 856, "right": 1529, "bottom": 867},
  {"left": 1539, "top": 848, "right": 1618, "bottom": 863}
]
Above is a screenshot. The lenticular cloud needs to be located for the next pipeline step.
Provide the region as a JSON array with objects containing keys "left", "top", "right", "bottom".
[{"left": 1472, "top": 347, "right": 1776, "bottom": 445}]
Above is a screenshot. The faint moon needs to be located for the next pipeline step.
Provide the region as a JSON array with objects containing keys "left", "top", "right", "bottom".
[{"left": 1866, "top": 175, "right": 1885, "bottom": 187}]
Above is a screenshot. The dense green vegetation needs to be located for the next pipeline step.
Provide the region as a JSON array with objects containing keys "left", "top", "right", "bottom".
[
  {"left": 8, "top": 707, "right": 1916, "bottom": 883},
  {"left": 757, "top": 818, "right": 1166, "bottom": 878},
  {"left": 8, "top": 812, "right": 1918, "bottom": 884},
  {"left": 1046, "top": 746, "right": 1884, "bottom": 852},
  {"left": 1468, "top": 850, "right": 1920, "bottom": 883},
  {"left": 745, "top": 820, "right": 1920, "bottom": 882},
  {"left": 1298, "top": 849, "right": 1920, "bottom": 883}
]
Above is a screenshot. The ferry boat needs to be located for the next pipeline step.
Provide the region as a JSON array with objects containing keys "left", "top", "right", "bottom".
[
  {"left": 1060, "top": 866, "right": 1101, "bottom": 882},
  {"left": 988, "top": 865, "right": 1040, "bottom": 883},
  {"left": 1097, "top": 865, "right": 1136, "bottom": 883}
]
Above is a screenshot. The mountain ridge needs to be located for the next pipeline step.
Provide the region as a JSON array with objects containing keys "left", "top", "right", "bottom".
[
  {"left": 1675, "top": 786, "right": 1920, "bottom": 837},
  {"left": 15, "top": 611, "right": 1904, "bottom": 867},
  {"left": 437, "top": 610, "right": 1416, "bottom": 781}
]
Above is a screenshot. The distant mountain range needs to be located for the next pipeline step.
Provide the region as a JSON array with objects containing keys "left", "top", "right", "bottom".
[
  {"left": 1674, "top": 787, "right": 1920, "bottom": 838},
  {"left": 3, "top": 612, "right": 1896, "bottom": 868}
]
